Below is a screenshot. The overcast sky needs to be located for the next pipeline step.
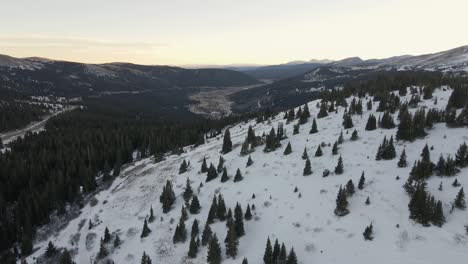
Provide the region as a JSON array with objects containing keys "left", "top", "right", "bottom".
[{"left": 1, "top": 0, "right": 467, "bottom": 65}]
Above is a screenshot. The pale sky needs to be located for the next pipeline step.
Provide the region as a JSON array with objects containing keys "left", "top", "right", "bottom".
[{"left": 1, "top": 0, "right": 467, "bottom": 65}]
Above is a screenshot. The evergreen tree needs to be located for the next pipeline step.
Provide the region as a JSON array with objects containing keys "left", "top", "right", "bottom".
[
  {"left": 379, "top": 111, "right": 396, "bottom": 129},
  {"left": 221, "top": 167, "right": 229, "bottom": 182},
  {"left": 226, "top": 208, "right": 234, "bottom": 228},
  {"left": 338, "top": 130, "right": 344, "bottom": 144},
  {"left": 148, "top": 205, "right": 155, "bottom": 223},
  {"left": 141, "top": 218, "right": 151, "bottom": 238},
  {"left": 334, "top": 186, "right": 349, "bottom": 216},
  {"left": 332, "top": 141, "right": 339, "bottom": 155},
  {"left": 286, "top": 248, "right": 298, "bottom": 264},
  {"left": 160, "top": 180, "right": 176, "bottom": 213},
  {"left": 191, "top": 219, "right": 200, "bottom": 238},
  {"left": 293, "top": 124, "right": 300, "bottom": 135},
  {"left": 201, "top": 157, "right": 208, "bottom": 173},
  {"left": 303, "top": 158, "right": 312, "bottom": 176},
  {"left": 264, "top": 127, "right": 280, "bottom": 152},
  {"left": 346, "top": 180, "right": 355, "bottom": 196},
  {"left": 433, "top": 201, "right": 446, "bottom": 227},
  {"left": 318, "top": 102, "right": 328, "bottom": 118},
  {"left": 97, "top": 238, "right": 108, "bottom": 259},
  {"left": 310, "top": 118, "right": 318, "bottom": 134},
  {"left": 217, "top": 194, "right": 227, "bottom": 221},
  {"left": 207, "top": 235, "right": 222, "bottom": 264},
  {"left": 365, "top": 196, "right": 370, "bottom": 205},
  {"left": 454, "top": 188, "right": 466, "bottom": 209},
  {"left": 351, "top": 129, "right": 358, "bottom": 141},
  {"left": 222, "top": 128, "right": 233, "bottom": 154},
  {"left": 225, "top": 222, "right": 239, "bottom": 258},
  {"left": 455, "top": 142, "right": 468, "bottom": 167},
  {"left": 234, "top": 168, "right": 244, "bottom": 182},
  {"left": 242, "top": 258, "right": 249, "bottom": 264},
  {"left": 365, "top": 114, "right": 377, "bottom": 130},
  {"left": 363, "top": 223, "right": 374, "bottom": 241},
  {"left": 114, "top": 234, "right": 121, "bottom": 248},
  {"left": 302, "top": 147, "right": 309, "bottom": 160},
  {"left": 245, "top": 204, "right": 252, "bottom": 220},
  {"left": 183, "top": 178, "right": 194, "bottom": 203},
  {"left": 334, "top": 156, "right": 344, "bottom": 175},
  {"left": 190, "top": 195, "right": 201, "bottom": 214},
  {"left": 283, "top": 142, "right": 292, "bottom": 155},
  {"left": 206, "top": 163, "right": 218, "bottom": 182},
  {"left": 173, "top": 216, "right": 187, "bottom": 244},
  {"left": 59, "top": 249, "right": 73, "bottom": 264},
  {"left": 45, "top": 241, "right": 57, "bottom": 257},
  {"left": 240, "top": 138, "right": 250, "bottom": 156},
  {"left": 21, "top": 235, "right": 33, "bottom": 256},
  {"left": 188, "top": 235, "right": 199, "bottom": 258},
  {"left": 246, "top": 155, "right": 254, "bottom": 167},
  {"left": 207, "top": 196, "right": 218, "bottom": 224},
  {"left": 202, "top": 222, "right": 213, "bottom": 246},
  {"left": 263, "top": 237, "right": 273, "bottom": 264},
  {"left": 342, "top": 113, "right": 354, "bottom": 129},
  {"left": 398, "top": 149, "right": 407, "bottom": 167},
  {"left": 272, "top": 239, "right": 280, "bottom": 263},
  {"left": 314, "top": 145, "right": 323, "bottom": 157},
  {"left": 358, "top": 171, "right": 365, "bottom": 190},
  {"left": 217, "top": 156, "right": 225, "bottom": 173},
  {"left": 103, "top": 227, "right": 111, "bottom": 243},
  {"left": 234, "top": 203, "right": 245, "bottom": 237},
  {"left": 141, "top": 251, "right": 152, "bottom": 264},
  {"left": 179, "top": 159, "right": 188, "bottom": 174}
]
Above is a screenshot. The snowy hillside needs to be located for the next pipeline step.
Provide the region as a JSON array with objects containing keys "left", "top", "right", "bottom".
[{"left": 26, "top": 87, "right": 468, "bottom": 264}]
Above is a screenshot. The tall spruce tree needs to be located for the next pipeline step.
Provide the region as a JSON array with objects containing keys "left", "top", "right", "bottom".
[
  {"left": 234, "top": 168, "right": 244, "bottom": 182},
  {"left": 207, "top": 235, "right": 222, "bottom": 264},
  {"left": 315, "top": 145, "right": 323, "bottom": 157},
  {"left": 141, "top": 218, "right": 151, "bottom": 238},
  {"left": 365, "top": 114, "right": 377, "bottom": 131},
  {"left": 334, "top": 156, "right": 344, "bottom": 175},
  {"left": 310, "top": 118, "right": 318, "bottom": 134},
  {"left": 190, "top": 195, "right": 201, "bottom": 214},
  {"left": 334, "top": 186, "right": 349, "bottom": 216},
  {"left": 222, "top": 128, "right": 233, "bottom": 154},
  {"left": 183, "top": 178, "right": 194, "bottom": 203},
  {"left": 263, "top": 237, "right": 273, "bottom": 264},
  {"left": 398, "top": 149, "right": 407, "bottom": 167},
  {"left": 246, "top": 155, "right": 254, "bottom": 167},
  {"left": 225, "top": 222, "right": 239, "bottom": 258},
  {"left": 363, "top": 223, "right": 374, "bottom": 241},
  {"left": 454, "top": 188, "right": 466, "bottom": 209},
  {"left": 188, "top": 235, "right": 199, "bottom": 258},
  {"left": 221, "top": 167, "right": 229, "bottom": 182},
  {"left": 234, "top": 203, "right": 245, "bottom": 237},
  {"left": 358, "top": 171, "right": 365, "bottom": 190},
  {"left": 303, "top": 158, "right": 312, "bottom": 176},
  {"left": 202, "top": 222, "right": 213, "bottom": 246},
  {"left": 160, "top": 180, "right": 176, "bottom": 213},
  {"left": 284, "top": 142, "right": 292, "bottom": 155}
]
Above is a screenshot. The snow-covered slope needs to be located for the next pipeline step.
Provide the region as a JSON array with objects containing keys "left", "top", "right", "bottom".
[{"left": 27, "top": 87, "right": 468, "bottom": 264}]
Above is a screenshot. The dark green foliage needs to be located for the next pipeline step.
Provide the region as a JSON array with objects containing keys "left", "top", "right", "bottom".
[
  {"left": 217, "top": 156, "right": 225, "bottom": 173},
  {"left": 240, "top": 138, "right": 250, "bottom": 156},
  {"left": 342, "top": 113, "right": 353, "bottom": 129},
  {"left": 45, "top": 241, "right": 57, "bottom": 257},
  {"left": 103, "top": 227, "right": 111, "bottom": 243},
  {"left": 207, "top": 235, "right": 222, "bottom": 264},
  {"left": 97, "top": 238, "right": 108, "bottom": 259},
  {"left": 179, "top": 159, "right": 188, "bottom": 174},
  {"left": 160, "top": 180, "right": 176, "bottom": 213},
  {"left": 234, "top": 169, "right": 244, "bottom": 182},
  {"left": 183, "top": 178, "right": 194, "bottom": 203},
  {"left": 201, "top": 157, "right": 208, "bottom": 173},
  {"left": 264, "top": 127, "right": 280, "bottom": 152},
  {"left": 221, "top": 167, "right": 229, "bottom": 182},
  {"left": 379, "top": 111, "right": 395, "bottom": 129},
  {"left": 453, "top": 178, "right": 461, "bottom": 187},
  {"left": 217, "top": 194, "right": 227, "bottom": 221},
  {"left": 114, "top": 234, "right": 121, "bottom": 248},
  {"left": 332, "top": 141, "right": 339, "bottom": 155},
  {"left": 59, "top": 249, "right": 73, "bottom": 264},
  {"left": 263, "top": 237, "right": 273, "bottom": 264},
  {"left": 173, "top": 216, "right": 187, "bottom": 244},
  {"left": 222, "top": 128, "right": 233, "bottom": 154},
  {"left": 317, "top": 102, "right": 328, "bottom": 118},
  {"left": 190, "top": 195, "right": 201, "bottom": 214},
  {"left": 447, "top": 85, "right": 468, "bottom": 110},
  {"left": 225, "top": 222, "right": 238, "bottom": 258},
  {"left": 242, "top": 257, "right": 248, "bottom": 264},
  {"left": 181, "top": 205, "right": 189, "bottom": 221},
  {"left": 234, "top": 203, "right": 245, "bottom": 237},
  {"left": 346, "top": 180, "right": 355, "bottom": 196},
  {"left": 141, "top": 218, "right": 151, "bottom": 238},
  {"left": 245, "top": 204, "right": 252, "bottom": 220},
  {"left": 148, "top": 206, "right": 155, "bottom": 223},
  {"left": 226, "top": 208, "right": 234, "bottom": 228},
  {"left": 188, "top": 235, "right": 199, "bottom": 258},
  {"left": 293, "top": 124, "right": 300, "bottom": 135},
  {"left": 365, "top": 196, "right": 370, "bottom": 205},
  {"left": 454, "top": 188, "right": 466, "bottom": 210},
  {"left": 314, "top": 145, "right": 323, "bottom": 157},
  {"left": 201, "top": 222, "right": 213, "bottom": 246},
  {"left": 141, "top": 251, "right": 152, "bottom": 264},
  {"left": 283, "top": 142, "right": 292, "bottom": 155},
  {"left": 455, "top": 142, "right": 468, "bottom": 167},
  {"left": 303, "top": 158, "right": 312, "bottom": 176},
  {"left": 409, "top": 144, "right": 434, "bottom": 180},
  {"left": 365, "top": 114, "right": 377, "bottom": 131},
  {"left": 367, "top": 99, "right": 373, "bottom": 110},
  {"left": 337, "top": 131, "right": 344, "bottom": 144},
  {"left": 206, "top": 163, "right": 218, "bottom": 182},
  {"left": 396, "top": 108, "right": 427, "bottom": 141},
  {"left": 309, "top": 118, "right": 318, "bottom": 134},
  {"left": 398, "top": 149, "right": 407, "bottom": 167},
  {"left": 375, "top": 136, "right": 396, "bottom": 160},
  {"left": 350, "top": 129, "right": 358, "bottom": 141},
  {"left": 334, "top": 186, "right": 349, "bottom": 216},
  {"left": 363, "top": 223, "right": 373, "bottom": 241},
  {"left": 207, "top": 196, "right": 218, "bottom": 224},
  {"left": 435, "top": 154, "right": 458, "bottom": 176},
  {"left": 191, "top": 219, "right": 199, "bottom": 238},
  {"left": 286, "top": 247, "right": 298, "bottom": 264},
  {"left": 358, "top": 171, "right": 365, "bottom": 190},
  {"left": 246, "top": 155, "right": 254, "bottom": 167},
  {"left": 334, "top": 156, "right": 344, "bottom": 175},
  {"left": 302, "top": 147, "right": 309, "bottom": 160},
  {"left": 408, "top": 182, "right": 445, "bottom": 226}
]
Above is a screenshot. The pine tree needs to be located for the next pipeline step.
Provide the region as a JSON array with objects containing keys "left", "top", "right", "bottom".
[
  {"left": 202, "top": 222, "right": 213, "bottom": 246},
  {"left": 207, "top": 235, "right": 222, "bottom": 264},
  {"left": 191, "top": 219, "right": 200, "bottom": 238},
  {"left": 351, "top": 129, "right": 358, "bottom": 141},
  {"left": 283, "top": 142, "right": 292, "bottom": 155},
  {"left": 206, "top": 163, "right": 218, "bottom": 182},
  {"left": 332, "top": 141, "right": 338, "bottom": 155},
  {"left": 365, "top": 114, "right": 377, "bottom": 130},
  {"left": 217, "top": 156, "right": 225, "bottom": 173},
  {"left": 234, "top": 203, "right": 245, "bottom": 237},
  {"left": 433, "top": 201, "right": 446, "bottom": 227},
  {"left": 201, "top": 157, "right": 208, "bottom": 173},
  {"left": 226, "top": 208, "right": 234, "bottom": 228},
  {"left": 234, "top": 168, "right": 244, "bottom": 182},
  {"left": 342, "top": 113, "right": 354, "bottom": 129},
  {"left": 45, "top": 241, "right": 57, "bottom": 257},
  {"left": 225, "top": 222, "right": 239, "bottom": 258},
  {"left": 59, "top": 249, "right": 73, "bottom": 264},
  {"left": 263, "top": 237, "right": 273, "bottom": 264},
  {"left": 398, "top": 149, "right": 407, "bottom": 167},
  {"left": 217, "top": 194, "right": 227, "bottom": 221},
  {"left": 246, "top": 155, "right": 254, "bottom": 167},
  {"left": 160, "top": 180, "right": 176, "bottom": 213},
  {"left": 314, "top": 145, "right": 323, "bottom": 157},
  {"left": 103, "top": 227, "right": 111, "bottom": 243},
  {"left": 242, "top": 257, "right": 249, "bottom": 264},
  {"left": 365, "top": 196, "right": 370, "bottom": 205},
  {"left": 338, "top": 130, "right": 344, "bottom": 144},
  {"left": 179, "top": 159, "right": 188, "bottom": 174},
  {"left": 287, "top": 247, "right": 298, "bottom": 264},
  {"left": 207, "top": 196, "right": 218, "bottom": 224},
  {"left": 222, "top": 128, "right": 233, "bottom": 154},
  {"left": 148, "top": 206, "right": 155, "bottom": 222},
  {"left": 454, "top": 188, "right": 466, "bottom": 209},
  {"left": 310, "top": 118, "right": 318, "bottom": 134},
  {"left": 302, "top": 147, "right": 309, "bottom": 160},
  {"left": 272, "top": 239, "right": 280, "bottom": 262},
  {"left": 183, "top": 178, "right": 194, "bottom": 203},
  {"left": 318, "top": 102, "right": 328, "bottom": 118},
  {"left": 114, "top": 234, "right": 121, "bottom": 248},
  {"left": 97, "top": 238, "right": 108, "bottom": 259},
  {"left": 303, "top": 158, "right": 312, "bottom": 176},
  {"left": 240, "top": 138, "right": 250, "bottom": 156},
  {"left": 141, "top": 218, "right": 151, "bottom": 238},
  {"left": 363, "top": 223, "right": 373, "bottom": 241},
  {"left": 245, "top": 204, "right": 252, "bottom": 220},
  {"left": 293, "top": 124, "right": 299, "bottom": 135},
  {"left": 358, "top": 171, "right": 365, "bottom": 190},
  {"left": 141, "top": 251, "right": 152, "bottom": 264},
  {"left": 346, "top": 180, "right": 355, "bottom": 196},
  {"left": 455, "top": 142, "right": 468, "bottom": 167},
  {"left": 334, "top": 156, "right": 344, "bottom": 175},
  {"left": 221, "top": 167, "right": 229, "bottom": 182},
  {"left": 334, "top": 186, "right": 349, "bottom": 216},
  {"left": 173, "top": 216, "right": 187, "bottom": 243},
  {"left": 188, "top": 235, "right": 199, "bottom": 258},
  {"left": 190, "top": 195, "right": 201, "bottom": 214}
]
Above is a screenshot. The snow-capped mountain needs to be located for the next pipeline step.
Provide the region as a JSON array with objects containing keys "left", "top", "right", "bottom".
[{"left": 27, "top": 86, "right": 468, "bottom": 264}]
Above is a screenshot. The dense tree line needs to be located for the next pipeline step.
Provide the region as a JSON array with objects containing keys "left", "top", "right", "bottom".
[{"left": 0, "top": 101, "right": 48, "bottom": 132}]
